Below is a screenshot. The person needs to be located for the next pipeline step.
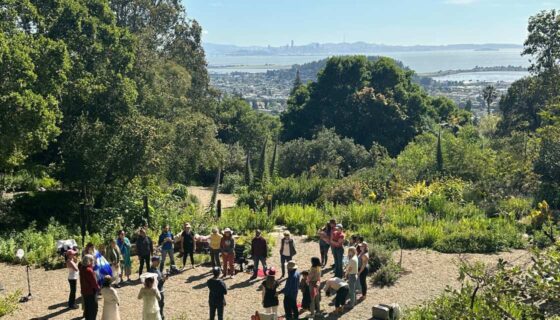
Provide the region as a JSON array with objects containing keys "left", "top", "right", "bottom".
[
  {"left": 138, "top": 276, "right": 162, "bottom": 320},
  {"left": 66, "top": 249, "right": 79, "bottom": 309},
  {"left": 331, "top": 224, "right": 345, "bottom": 278},
  {"left": 345, "top": 247, "right": 359, "bottom": 308},
  {"left": 279, "top": 231, "right": 297, "bottom": 278},
  {"left": 107, "top": 239, "right": 123, "bottom": 287},
  {"left": 324, "top": 277, "right": 349, "bottom": 314},
  {"left": 136, "top": 228, "right": 154, "bottom": 276},
  {"left": 100, "top": 275, "right": 121, "bottom": 320},
  {"left": 250, "top": 229, "right": 268, "bottom": 280},
  {"left": 149, "top": 256, "right": 168, "bottom": 320},
  {"left": 180, "top": 223, "right": 195, "bottom": 269},
  {"left": 308, "top": 257, "right": 322, "bottom": 318},
  {"left": 209, "top": 228, "right": 223, "bottom": 268},
  {"left": 220, "top": 228, "right": 235, "bottom": 278},
  {"left": 356, "top": 236, "right": 364, "bottom": 255},
  {"left": 279, "top": 261, "right": 300, "bottom": 320},
  {"left": 79, "top": 254, "right": 99, "bottom": 320},
  {"left": 299, "top": 271, "right": 311, "bottom": 312},
  {"left": 318, "top": 223, "right": 332, "bottom": 267},
  {"left": 260, "top": 268, "right": 279, "bottom": 318},
  {"left": 83, "top": 242, "right": 95, "bottom": 257},
  {"left": 158, "top": 225, "right": 175, "bottom": 272},
  {"left": 357, "top": 242, "right": 370, "bottom": 300},
  {"left": 207, "top": 267, "right": 228, "bottom": 320},
  {"left": 117, "top": 230, "right": 132, "bottom": 282}
]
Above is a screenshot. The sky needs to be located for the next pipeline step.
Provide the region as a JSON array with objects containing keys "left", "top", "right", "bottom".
[{"left": 182, "top": 0, "right": 560, "bottom": 47}]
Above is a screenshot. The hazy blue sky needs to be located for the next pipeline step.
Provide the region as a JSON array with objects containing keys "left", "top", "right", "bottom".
[{"left": 182, "top": 0, "right": 560, "bottom": 46}]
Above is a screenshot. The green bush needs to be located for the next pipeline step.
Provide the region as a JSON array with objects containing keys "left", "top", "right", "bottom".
[
  {"left": 218, "top": 206, "right": 274, "bottom": 235},
  {"left": 272, "top": 205, "right": 325, "bottom": 236},
  {"left": 0, "top": 290, "right": 21, "bottom": 317},
  {"left": 221, "top": 172, "right": 244, "bottom": 194}
]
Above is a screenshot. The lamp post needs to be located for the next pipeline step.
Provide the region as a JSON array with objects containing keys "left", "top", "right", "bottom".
[{"left": 16, "top": 249, "right": 32, "bottom": 302}]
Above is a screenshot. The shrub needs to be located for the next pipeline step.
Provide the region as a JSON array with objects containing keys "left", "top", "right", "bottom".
[
  {"left": 221, "top": 172, "right": 244, "bottom": 194},
  {"left": 0, "top": 290, "right": 21, "bottom": 317},
  {"left": 272, "top": 205, "right": 325, "bottom": 236},
  {"left": 372, "top": 260, "right": 401, "bottom": 286},
  {"left": 218, "top": 206, "right": 274, "bottom": 235}
]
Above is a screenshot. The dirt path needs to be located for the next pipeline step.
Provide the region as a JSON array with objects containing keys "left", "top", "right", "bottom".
[
  {"left": 187, "top": 186, "right": 237, "bottom": 209},
  {"left": 0, "top": 230, "right": 530, "bottom": 320}
]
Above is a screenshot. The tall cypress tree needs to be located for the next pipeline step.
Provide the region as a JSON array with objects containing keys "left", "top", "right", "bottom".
[
  {"left": 257, "top": 138, "right": 269, "bottom": 185},
  {"left": 436, "top": 130, "right": 444, "bottom": 173},
  {"left": 244, "top": 152, "right": 253, "bottom": 186},
  {"left": 270, "top": 139, "right": 278, "bottom": 180}
]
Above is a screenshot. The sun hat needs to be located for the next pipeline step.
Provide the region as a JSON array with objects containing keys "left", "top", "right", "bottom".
[
  {"left": 223, "top": 228, "right": 232, "bottom": 234},
  {"left": 287, "top": 261, "right": 298, "bottom": 270}
]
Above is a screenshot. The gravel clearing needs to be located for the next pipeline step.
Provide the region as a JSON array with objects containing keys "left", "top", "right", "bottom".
[{"left": 1, "top": 230, "right": 530, "bottom": 320}]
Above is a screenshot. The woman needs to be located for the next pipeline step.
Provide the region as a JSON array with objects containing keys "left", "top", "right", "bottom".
[
  {"left": 101, "top": 275, "right": 121, "bottom": 320},
  {"left": 318, "top": 223, "right": 331, "bottom": 267},
  {"left": 358, "top": 242, "right": 370, "bottom": 300},
  {"left": 107, "top": 239, "right": 122, "bottom": 286},
  {"left": 220, "top": 228, "right": 235, "bottom": 278},
  {"left": 260, "top": 268, "right": 280, "bottom": 318},
  {"left": 117, "top": 230, "right": 132, "bottom": 282},
  {"left": 279, "top": 231, "right": 297, "bottom": 278},
  {"left": 79, "top": 254, "right": 99, "bottom": 320},
  {"left": 209, "top": 228, "right": 223, "bottom": 268},
  {"left": 66, "top": 249, "right": 79, "bottom": 309},
  {"left": 180, "top": 223, "right": 196, "bottom": 269},
  {"left": 308, "top": 257, "right": 322, "bottom": 317},
  {"left": 345, "top": 247, "right": 359, "bottom": 308},
  {"left": 138, "top": 276, "right": 162, "bottom": 320}
]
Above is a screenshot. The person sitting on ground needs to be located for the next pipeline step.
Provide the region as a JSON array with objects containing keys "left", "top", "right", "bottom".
[
  {"left": 66, "top": 249, "right": 79, "bottom": 309},
  {"left": 180, "top": 223, "right": 196, "bottom": 269},
  {"left": 101, "top": 275, "right": 121, "bottom": 320},
  {"left": 251, "top": 229, "right": 268, "bottom": 280},
  {"left": 107, "top": 239, "right": 123, "bottom": 287},
  {"left": 220, "top": 228, "right": 235, "bottom": 278},
  {"left": 138, "top": 276, "right": 162, "bottom": 320},
  {"left": 324, "top": 277, "right": 350, "bottom": 314},
  {"left": 279, "top": 231, "right": 297, "bottom": 278},
  {"left": 158, "top": 225, "right": 175, "bottom": 272},
  {"left": 279, "top": 261, "right": 300, "bottom": 320},
  {"left": 117, "top": 230, "right": 132, "bottom": 282},
  {"left": 260, "top": 268, "right": 280, "bottom": 318},
  {"left": 207, "top": 267, "right": 228, "bottom": 320},
  {"left": 308, "top": 257, "right": 322, "bottom": 318},
  {"left": 149, "top": 256, "right": 168, "bottom": 320},
  {"left": 299, "top": 270, "right": 311, "bottom": 312},
  {"left": 136, "top": 228, "right": 154, "bottom": 277},
  {"left": 209, "top": 228, "right": 223, "bottom": 268}
]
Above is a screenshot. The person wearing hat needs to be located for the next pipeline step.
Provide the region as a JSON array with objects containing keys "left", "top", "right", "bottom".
[
  {"left": 207, "top": 267, "right": 228, "bottom": 320},
  {"left": 357, "top": 241, "right": 370, "bottom": 300},
  {"left": 180, "top": 222, "right": 196, "bottom": 269},
  {"left": 158, "top": 225, "right": 175, "bottom": 272},
  {"left": 331, "top": 224, "right": 345, "bottom": 278},
  {"left": 100, "top": 275, "right": 121, "bottom": 320},
  {"left": 250, "top": 229, "right": 268, "bottom": 280},
  {"left": 66, "top": 249, "right": 79, "bottom": 309},
  {"left": 279, "top": 261, "right": 300, "bottom": 320},
  {"left": 279, "top": 230, "right": 297, "bottom": 278},
  {"left": 220, "top": 228, "right": 236, "bottom": 278},
  {"left": 260, "top": 268, "right": 279, "bottom": 317},
  {"left": 149, "top": 256, "right": 168, "bottom": 320}
]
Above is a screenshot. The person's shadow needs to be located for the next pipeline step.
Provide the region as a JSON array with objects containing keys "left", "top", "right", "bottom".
[{"left": 31, "top": 297, "right": 83, "bottom": 319}]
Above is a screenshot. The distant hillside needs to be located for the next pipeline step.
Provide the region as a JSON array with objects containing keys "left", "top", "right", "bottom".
[{"left": 204, "top": 42, "right": 522, "bottom": 56}]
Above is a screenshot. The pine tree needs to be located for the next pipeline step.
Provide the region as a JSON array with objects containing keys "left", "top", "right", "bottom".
[
  {"left": 244, "top": 152, "right": 253, "bottom": 186},
  {"left": 290, "top": 69, "right": 303, "bottom": 95},
  {"left": 257, "top": 138, "right": 269, "bottom": 185},
  {"left": 270, "top": 139, "right": 278, "bottom": 180},
  {"left": 436, "top": 130, "right": 444, "bottom": 173}
]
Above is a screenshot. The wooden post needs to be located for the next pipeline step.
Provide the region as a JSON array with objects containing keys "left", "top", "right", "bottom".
[
  {"left": 80, "top": 202, "right": 86, "bottom": 247},
  {"left": 143, "top": 195, "right": 150, "bottom": 227},
  {"left": 217, "top": 200, "right": 222, "bottom": 218}
]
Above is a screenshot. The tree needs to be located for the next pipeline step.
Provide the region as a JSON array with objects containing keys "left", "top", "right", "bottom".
[
  {"left": 256, "top": 138, "right": 269, "bottom": 185},
  {"left": 535, "top": 125, "right": 560, "bottom": 208},
  {"left": 436, "top": 130, "right": 444, "bottom": 173},
  {"left": 290, "top": 69, "right": 303, "bottom": 95},
  {"left": 523, "top": 9, "right": 560, "bottom": 73},
  {"left": 482, "top": 85, "right": 498, "bottom": 115},
  {"left": 465, "top": 99, "right": 473, "bottom": 112},
  {"left": 244, "top": 152, "right": 253, "bottom": 186},
  {"left": 270, "top": 139, "right": 279, "bottom": 180}
]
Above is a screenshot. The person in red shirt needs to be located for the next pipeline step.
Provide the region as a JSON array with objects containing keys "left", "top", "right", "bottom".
[
  {"left": 79, "top": 254, "right": 100, "bottom": 320},
  {"left": 330, "top": 224, "right": 345, "bottom": 278}
]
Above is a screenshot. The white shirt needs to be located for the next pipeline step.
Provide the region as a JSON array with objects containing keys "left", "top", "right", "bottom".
[
  {"left": 324, "top": 277, "right": 348, "bottom": 292},
  {"left": 282, "top": 239, "right": 291, "bottom": 256},
  {"left": 347, "top": 255, "right": 359, "bottom": 275}
]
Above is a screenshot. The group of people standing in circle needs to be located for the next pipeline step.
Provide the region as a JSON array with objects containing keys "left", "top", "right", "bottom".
[{"left": 63, "top": 218, "right": 370, "bottom": 320}]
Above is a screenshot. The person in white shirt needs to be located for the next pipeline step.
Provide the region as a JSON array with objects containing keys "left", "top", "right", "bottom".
[
  {"left": 324, "top": 277, "right": 349, "bottom": 314},
  {"left": 345, "top": 246, "right": 359, "bottom": 308}
]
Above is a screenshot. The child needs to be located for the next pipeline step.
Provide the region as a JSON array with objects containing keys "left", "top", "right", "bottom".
[
  {"left": 260, "top": 268, "right": 279, "bottom": 318},
  {"left": 207, "top": 267, "right": 227, "bottom": 320},
  {"left": 100, "top": 275, "right": 121, "bottom": 320},
  {"left": 149, "top": 256, "right": 168, "bottom": 320},
  {"left": 299, "top": 270, "right": 311, "bottom": 312},
  {"left": 107, "top": 239, "right": 122, "bottom": 287},
  {"left": 138, "top": 276, "right": 162, "bottom": 320}
]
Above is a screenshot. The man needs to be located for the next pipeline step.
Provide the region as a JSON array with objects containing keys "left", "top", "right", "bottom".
[
  {"left": 207, "top": 267, "right": 228, "bottom": 320},
  {"left": 331, "top": 224, "right": 345, "bottom": 278},
  {"left": 149, "top": 256, "right": 168, "bottom": 320},
  {"left": 136, "top": 228, "right": 153, "bottom": 276},
  {"left": 250, "top": 229, "right": 268, "bottom": 280},
  {"left": 280, "top": 261, "right": 300, "bottom": 320},
  {"left": 158, "top": 225, "right": 175, "bottom": 272},
  {"left": 324, "top": 277, "right": 350, "bottom": 314}
]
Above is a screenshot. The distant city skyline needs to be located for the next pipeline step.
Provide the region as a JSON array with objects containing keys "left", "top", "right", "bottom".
[{"left": 182, "top": 0, "right": 560, "bottom": 47}]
